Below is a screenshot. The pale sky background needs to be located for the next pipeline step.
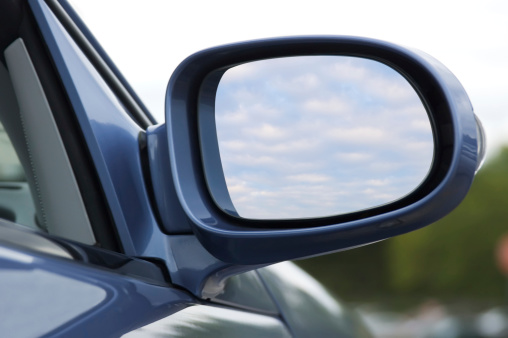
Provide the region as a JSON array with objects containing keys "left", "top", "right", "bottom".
[{"left": 71, "top": 0, "right": 508, "bottom": 162}]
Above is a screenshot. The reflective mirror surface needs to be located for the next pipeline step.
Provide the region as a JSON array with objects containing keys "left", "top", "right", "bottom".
[{"left": 214, "top": 56, "right": 434, "bottom": 219}]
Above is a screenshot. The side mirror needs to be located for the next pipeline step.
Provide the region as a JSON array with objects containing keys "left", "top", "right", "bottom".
[{"left": 149, "top": 36, "right": 483, "bottom": 265}]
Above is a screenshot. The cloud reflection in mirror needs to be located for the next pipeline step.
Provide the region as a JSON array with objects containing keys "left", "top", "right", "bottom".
[{"left": 215, "top": 56, "right": 433, "bottom": 219}]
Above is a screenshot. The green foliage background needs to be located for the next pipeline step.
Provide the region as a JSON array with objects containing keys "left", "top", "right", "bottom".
[{"left": 296, "top": 148, "right": 508, "bottom": 305}]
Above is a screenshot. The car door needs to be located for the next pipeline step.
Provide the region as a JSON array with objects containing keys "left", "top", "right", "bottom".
[{"left": 0, "top": 0, "right": 295, "bottom": 336}]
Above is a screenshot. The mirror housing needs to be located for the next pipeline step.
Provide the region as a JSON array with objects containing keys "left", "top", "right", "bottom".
[{"left": 151, "top": 36, "right": 479, "bottom": 265}]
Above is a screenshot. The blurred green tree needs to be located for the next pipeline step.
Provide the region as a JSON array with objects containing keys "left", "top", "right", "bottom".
[{"left": 387, "top": 147, "right": 508, "bottom": 300}]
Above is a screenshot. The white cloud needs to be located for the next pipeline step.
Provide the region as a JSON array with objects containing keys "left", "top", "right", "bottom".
[
  {"left": 214, "top": 56, "right": 434, "bottom": 219},
  {"left": 286, "top": 174, "right": 332, "bottom": 183},
  {"left": 326, "top": 127, "right": 388, "bottom": 144},
  {"left": 303, "top": 97, "right": 352, "bottom": 115},
  {"left": 244, "top": 123, "right": 288, "bottom": 140},
  {"left": 334, "top": 152, "right": 372, "bottom": 163},
  {"left": 365, "top": 179, "right": 392, "bottom": 187}
]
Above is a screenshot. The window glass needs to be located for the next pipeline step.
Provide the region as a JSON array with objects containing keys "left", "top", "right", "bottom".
[
  {"left": 0, "top": 121, "right": 37, "bottom": 230},
  {"left": 0, "top": 122, "right": 25, "bottom": 182}
]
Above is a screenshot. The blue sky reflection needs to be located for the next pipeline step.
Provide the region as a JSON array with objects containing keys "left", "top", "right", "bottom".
[{"left": 215, "top": 56, "right": 433, "bottom": 219}]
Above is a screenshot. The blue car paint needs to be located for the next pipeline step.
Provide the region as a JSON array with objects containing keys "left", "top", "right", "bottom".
[
  {"left": 146, "top": 123, "right": 192, "bottom": 234},
  {"left": 126, "top": 262, "right": 372, "bottom": 338},
  {"left": 0, "top": 237, "right": 194, "bottom": 337},
  {"left": 0, "top": 215, "right": 291, "bottom": 336}
]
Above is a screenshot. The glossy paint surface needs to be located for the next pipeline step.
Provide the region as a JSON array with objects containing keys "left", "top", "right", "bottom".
[
  {"left": 146, "top": 124, "right": 191, "bottom": 234},
  {"left": 124, "top": 304, "right": 291, "bottom": 338},
  {"left": 0, "top": 241, "right": 194, "bottom": 337}
]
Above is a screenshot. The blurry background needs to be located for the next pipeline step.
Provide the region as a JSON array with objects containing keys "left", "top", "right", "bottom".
[
  {"left": 71, "top": 0, "right": 508, "bottom": 336},
  {"left": 297, "top": 149, "right": 508, "bottom": 336}
]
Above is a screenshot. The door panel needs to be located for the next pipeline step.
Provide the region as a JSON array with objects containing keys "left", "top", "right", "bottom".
[{"left": 0, "top": 239, "right": 194, "bottom": 337}]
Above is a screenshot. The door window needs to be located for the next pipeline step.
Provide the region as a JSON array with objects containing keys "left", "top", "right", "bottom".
[{"left": 0, "top": 120, "right": 37, "bottom": 229}]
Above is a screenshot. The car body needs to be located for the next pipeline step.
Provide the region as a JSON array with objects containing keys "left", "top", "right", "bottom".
[{"left": 0, "top": 0, "right": 482, "bottom": 337}]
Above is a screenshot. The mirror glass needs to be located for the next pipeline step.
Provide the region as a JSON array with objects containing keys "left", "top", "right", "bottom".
[{"left": 213, "top": 56, "right": 433, "bottom": 220}]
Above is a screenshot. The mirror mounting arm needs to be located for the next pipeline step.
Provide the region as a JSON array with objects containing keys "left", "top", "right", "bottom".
[
  {"left": 147, "top": 124, "right": 266, "bottom": 298},
  {"left": 146, "top": 124, "right": 192, "bottom": 234}
]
